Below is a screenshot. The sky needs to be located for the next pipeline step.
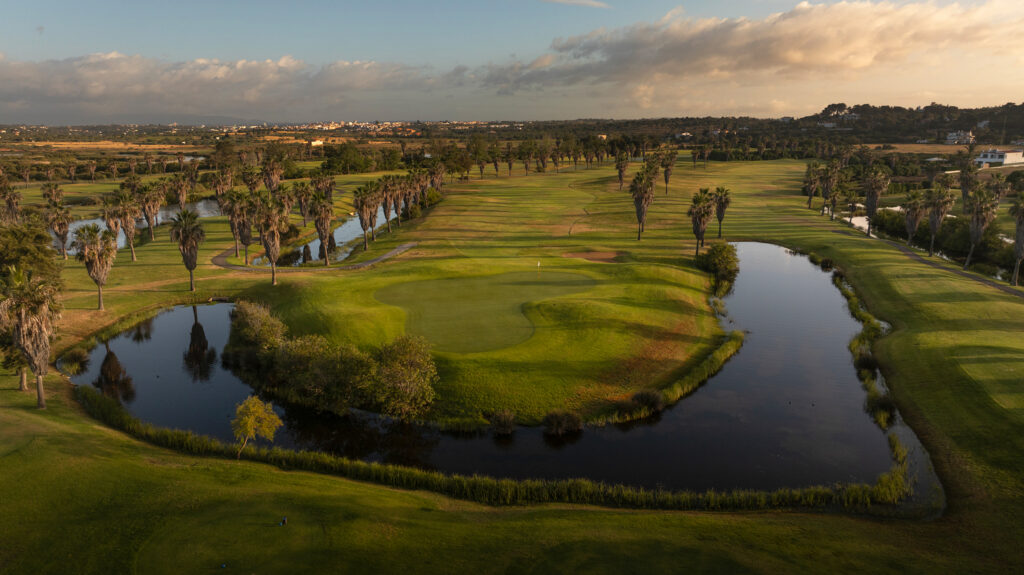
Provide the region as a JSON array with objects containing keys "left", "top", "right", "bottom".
[{"left": 0, "top": 0, "right": 1022, "bottom": 124}]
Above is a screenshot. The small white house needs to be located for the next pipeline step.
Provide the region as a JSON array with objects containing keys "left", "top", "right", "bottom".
[{"left": 974, "top": 149, "right": 1024, "bottom": 167}]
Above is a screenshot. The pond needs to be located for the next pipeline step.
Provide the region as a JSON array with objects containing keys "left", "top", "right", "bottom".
[
  {"left": 60, "top": 199, "right": 221, "bottom": 252},
  {"left": 253, "top": 206, "right": 388, "bottom": 266},
  {"left": 69, "top": 243, "right": 941, "bottom": 506}
]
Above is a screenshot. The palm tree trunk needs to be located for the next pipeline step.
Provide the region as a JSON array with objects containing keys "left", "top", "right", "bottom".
[
  {"left": 61, "top": 245, "right": 68, "bottom": 260},
  {"left": 718, "top": 220, "right": 723, "bottom": 238},
  {"left": 929, "top": 234, "right": 936, "bottom": 257},
  {"left": 1013, "top": 258, "right": 1022, "bottom": 286},
  {"left": 363, "top": 232, "right": 369, "bottom": 251},
  {"left": 636, "top": 222, "right": 642, "bottom": 241},
  {"left": 271, "top": 263, "right": 277, "bottom": 286},
  {"left": 35, "top": 374, "right": 46, "bottom": 409},
  {"left": 129, "top": 240, "right": 137, "bottom": 262},
  {"left": 234, "top": 237, "right": 239, "bottom": 258},
  {"left": 189, "top": 269, "right": 195, "bottom": 292},
  {"left": 695, "top": 242, "right": 700, "bottom": 257},
  {"left": 963, "top": 243, "right": 976, "bottom": 270},
  {"left": 19, "top": 367, "right": 28, "bottom": 391},
  {"left": 97, "top": 285, "right": 104, "bottom": 311}
]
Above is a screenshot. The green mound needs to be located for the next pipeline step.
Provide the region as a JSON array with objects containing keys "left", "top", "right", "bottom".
[{"left": 375, "top": 271, "right": 595, "bottom": 353}]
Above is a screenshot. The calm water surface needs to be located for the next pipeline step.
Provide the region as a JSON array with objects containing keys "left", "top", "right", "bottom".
[
  {"left": 254, "top": 206, "right": 388, "bottom": 266},
  {"left": 70, "top": 243, "right": 940, "bottom": 501}
]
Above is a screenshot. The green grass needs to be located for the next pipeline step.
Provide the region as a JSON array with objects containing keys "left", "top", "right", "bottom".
[
  {"left": 2, "top": 158, "right": 1024, "bottom": 572},
  {"left": 375, "top": 271, "right": 596, "bottom": 353}
]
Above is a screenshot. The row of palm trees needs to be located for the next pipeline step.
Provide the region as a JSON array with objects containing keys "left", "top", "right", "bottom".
[
  {"left": 805, "top": 156, "right": 1024, "bottom": 285},
  {"left": 0, "top": 152, "right": 196, "bottom": 187}
]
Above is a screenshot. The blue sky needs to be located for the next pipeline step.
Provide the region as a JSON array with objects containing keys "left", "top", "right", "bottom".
[
  {"left": 1, "top": 1, "right": 795, "bottom": 66},
  {"left": 0, "top": 0, "right": 1021, "bottom": 124}
]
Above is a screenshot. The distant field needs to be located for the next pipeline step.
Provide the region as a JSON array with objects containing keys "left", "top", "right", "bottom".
[{"left": 10, "top": 140, "right": 204, "bottom": 152}]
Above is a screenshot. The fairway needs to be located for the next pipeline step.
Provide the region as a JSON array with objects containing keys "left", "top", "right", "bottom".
[{"left": 375, "top": 271, "right": 596, "bottom": 353}]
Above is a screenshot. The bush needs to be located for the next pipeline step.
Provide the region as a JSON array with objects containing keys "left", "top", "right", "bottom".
[
  {"left": 60, "top": 347, "right": 90, "bottom": 375},
  {"left": 406, "top": 204, "right": 422, "bottom": 219},
  {"left": 631, "top": 390, "right": 666, "bottom": 412},
  {"left": 695, "top": 243, "right": 740, "bottom": 296},
  {"left": 425, "top": 188, "right": 443, "bottom": 206},
  {"left": 372, "top": 335, "right": 438, "bottom": 422},
  {"left": 230, "top": 301, "right": 287, "bottom": 350},
  {"left": 490, "top": 409, "right": 516, "bottom": 436},
  {"left": 542, "top": 410, "right": 582, "bottom": 436}
]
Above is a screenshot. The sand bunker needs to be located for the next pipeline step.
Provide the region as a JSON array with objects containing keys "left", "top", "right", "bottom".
[{"left": 562, "top": 251, "right": 623, "bottom": 263}]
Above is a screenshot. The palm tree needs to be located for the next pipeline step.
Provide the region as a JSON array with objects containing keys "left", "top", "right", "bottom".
[
  {"left": 140, "top": 182, "right": 165, "bottom": 240},
  {"left": 803, "top": 162, "right": 821, "bottom": 210},
  {"left": 989, "top": 173, "right": 1009, "bottom": 200},
  {"left": 292, "top": 181, "right": 313, "bottom": 227},
  {"left": 67, "top": 163, "right": 77, "bottom": 182},
  {"left": 117, "top": 190, "right": 142, "bottom": 262},
  {"left": 380, "top": 175, "right": 398, "bottom": 233},
  {"left": 902, "top": 190, "right": 926, "bottom": 245},
  {"left": 0, "top": 175, "right": 20, "bottom": 225},
  {"left": 176, "top": 152, "right": 185, "bottom": 173},
  {"left": 958, "top": 147, "right": 978, "bottom": 214},
  {"left": 712, "top": 187, "right": 731, "bottom": 238},
  {"left": 311, "top": 174, "right": 335, "bottom": 203},
  {"left": 819, "top": 162, "right": 840, "bottom": 217},
  {"left": 311, "top": 191, "right": 334, "bottom": 267},
  {"left": 169, "top": 209, "right": 205, "bottom": 292},
  {"left": 842, "top": 187, "right": 859, "bottom": 223},
  {"left": 171, "top": 173, "right": 189, "bottom": 210},
  {"left": 629, "top": 162, "right": 658, "bottom": 240},
  {"left": 41, "top": 182, "right": 63, "bottom": 206},
  {"left": 87, "top": 160, "right": 97, "bottom": 181},
  {"left": 100, "top": 195, "right": 123, "bottom": 240},
  {"left": 688, "top": 188, "right": 715, "bottom": 256},
  {"left": 615, "top": 152, "right": 630, "bottom": 191},
  {"left": 221, "top": 190, "right": 249, "bottom": 260},
  {"left": 924, "top": 184, "right": 956, "bottom": 257},
  {"left": 45, "top": 203, "right": 73, "bottom": 259},
  {"left": 72, "top": 224, "right": 117, "bottom": 311},
  {"left": 1010, "top": 199, "right": 1024, "bottom": 286},
  {"left": 0, "top": 266, "right": 61, "bottom": 409},
  {"left": 212, "top": 168, "right": 234, "bottom": 199},
  {"left": 863, "top": 168, "right": 890, "bottom": 237},
  {"left": 963, "top": 185, "right": 999, "bottom": 270},
  {"left": 261, "top": 159, "right": 283, "bottom": 193},
  {"left": 660, "top": 150, "right": 677, "bottom": 194},
  {"left": 353, "top": 184, "right": 382, "bottom": 250},
  {"left": 252, "top": 191, "right": 288, "bottom": 285}
]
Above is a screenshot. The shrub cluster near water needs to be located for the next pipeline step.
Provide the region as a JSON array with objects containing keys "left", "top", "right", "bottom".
[
  {"left": 74, "top": 384, "right": 915, "bottom": 513},
  {"left": 223, "top": 301, "right": 438, "bottom": 421},
  {"left": 695, "top": 243, "right": 740, "bottom": 296}
]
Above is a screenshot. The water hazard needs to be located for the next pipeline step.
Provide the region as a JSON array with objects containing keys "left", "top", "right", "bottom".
[{"left": 69, "top": 243, "right": 941, "bottom": 504}]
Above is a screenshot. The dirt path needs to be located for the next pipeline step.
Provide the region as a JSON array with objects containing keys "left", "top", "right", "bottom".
[
  {"left": 210, "top": 242, "right": 418, "bottom": 273},
  {"left": 833, "top": 230, "right": 1024, "bottom": 300}
]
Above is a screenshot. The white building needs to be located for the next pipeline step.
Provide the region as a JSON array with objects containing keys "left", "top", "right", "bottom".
[
  {"left": 946, "top": 130, "right": 975, "bottom": 145},
  {"left": 974, "top": 149, "right": 1024, "bottom": 166}
]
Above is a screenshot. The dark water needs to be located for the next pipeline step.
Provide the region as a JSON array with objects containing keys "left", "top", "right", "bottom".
[
  {"left": 255, "top": 206, "right": 388, "bottom": 266},
  {"left": 61, "top": 199, "right": 221, "bottom": 252},
  {"left": 69, "top": 243, "right": 941, "bottom": 501}
]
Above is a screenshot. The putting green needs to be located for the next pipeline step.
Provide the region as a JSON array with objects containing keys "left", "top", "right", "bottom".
[{"left": 375, "top": 271, "right": 595, "bottom": 353}]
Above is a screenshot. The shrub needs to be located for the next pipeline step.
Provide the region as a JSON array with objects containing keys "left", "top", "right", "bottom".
[
  {"left": 542, "top": 410, "right": 582, "bottom": 436},
  {"left": 372, "top": 335, "right": 438, "bottom": 422},
  {"left": 406, "top": 204, "right": 422, "bottom": 219},
  {"left": 490, "top": 409, "right": 516, "bottom": 436},
  {"left": 695, "top": 243, "right": 740, "bottom": 296},
  {"left": 60, "top": 347, "right": 91, "bottom": 375},
  {"left": 631, "top": 390, "right": 666, "bottom": 412},
  {"left": 230, "top": 301, "right": 287, "bottom": 350},
  {"left": 424, "top": 188, "right": 443, "bottom": 206}
]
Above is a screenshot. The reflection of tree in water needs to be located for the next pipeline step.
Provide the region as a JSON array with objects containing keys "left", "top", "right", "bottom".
[
  {"left": 277, "top": 401, "right": 440, "bottom": 469},
  {"left": 129, "top": 317, "right": 154, "bottom": 343},
  {"left": 93, "top": 343, "right": 135, "bottom": 403},
  {"left": 183, "top": 306, "right": 217, "bottom": 382}
]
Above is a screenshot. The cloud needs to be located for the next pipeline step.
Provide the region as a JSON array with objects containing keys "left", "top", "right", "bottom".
[
  {"left": 1, "top": 1, "right": 1023, "bottom": 123},
  {"left": 485, "top": 0, "right": 1024, "bottom": 109},
  {"left": 542, "top": 0, "right": 610, "bottom": 7},
  {"left": 0, "top": 52, "right": 446, "bottom": 123}
]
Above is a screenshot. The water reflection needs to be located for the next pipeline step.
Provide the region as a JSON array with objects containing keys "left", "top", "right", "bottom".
[
  {"left": 183, "top": 306, "right": 217, "bottom": 382},
  {"left": 93, "top": 343, "right": 135, "bottom": 403}
]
